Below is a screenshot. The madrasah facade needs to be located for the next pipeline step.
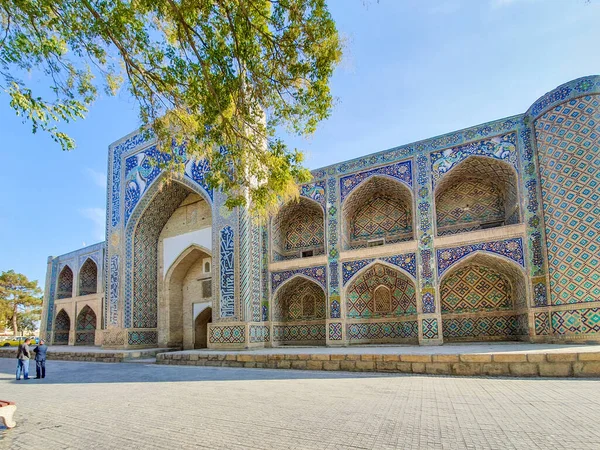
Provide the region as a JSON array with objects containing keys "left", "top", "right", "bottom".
[{"left": 39, "top": 75, "right": 600, "bottom": 349}]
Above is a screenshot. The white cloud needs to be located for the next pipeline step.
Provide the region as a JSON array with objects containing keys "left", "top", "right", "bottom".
[
  {"left": 80, "top": 207, "right": 106, "bottom": 241},
  {"left": 84, "top": 168, "right": 107, "bottom": 189}
]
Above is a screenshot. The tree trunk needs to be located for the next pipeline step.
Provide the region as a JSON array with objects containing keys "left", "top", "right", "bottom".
[{"left": 12, "top": 302, "right": 18, "bottom": 336}]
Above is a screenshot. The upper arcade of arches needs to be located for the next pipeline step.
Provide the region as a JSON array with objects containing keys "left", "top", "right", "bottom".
[
  {"left": 435, "top": 156, "right": 520, "bottom": 237},
  {"left": 56, "top": 266, "right": 73, "bottom": 299},
  {"left": 271, "top": 197, "right": 325, "bottom": 261},
  {"left": 342, "top": 176, "right": 414, "bottom": 250},
  {"left": 78, "top": 259, "right": 98, "bottom": 296}
]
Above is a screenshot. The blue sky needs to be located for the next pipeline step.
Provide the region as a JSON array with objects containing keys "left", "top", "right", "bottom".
[{"left": 1, "top": 0, "right": 599, "bottom": 288}]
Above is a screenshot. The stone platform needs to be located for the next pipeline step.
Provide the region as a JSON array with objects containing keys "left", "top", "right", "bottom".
[
  {"left": 156, "top": 342, "right": 600, "bottom": 378},
  {"left": 0, "top": 346, "right": 176, "bottom": 363}
]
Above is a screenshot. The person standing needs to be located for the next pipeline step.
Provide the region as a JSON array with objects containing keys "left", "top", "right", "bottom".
[
  {"left": 34, "top": 339, "right": 48, "bottom": 379},
  {"left": 16, "top": 338, "right": 31, "bottom": 380}
]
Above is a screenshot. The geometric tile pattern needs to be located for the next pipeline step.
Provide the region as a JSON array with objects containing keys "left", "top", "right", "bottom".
[
  {"left": 261, "top": 226, "right": 269, "bottom": 321},
  {"left": 346, "top": 263, "right": 417, "bottom": 319},
  {"left": 534, "top": 312, "right": 550, "bottom": 336},
  {"left": 312, "top": 116, "right": 521, "bottom": 181},
  {"left": 535, "top": 95, "right": 600, "bottom": 306},
  {"left": 326, "top": 176, "right": 341, "bottom": 318},
  {"left": 430, "top": 132, "right": 518, "bottom": 186},
  {"left": 516, "top": 313, "right": 529, "bottom": 336},
  {"left": 249, "top": 325, "right": 270, "bottom": 344},
  {"left": 436, "top": 180, "right": 505, "bottom": 234},
  {"left": 250, "top": 222, "right": 262, "bottom": 322},
  {"left": 353, "top": 196, "right": 412, "bottom": 240},
  {"left": 54, "top": 309, "right": 70, "bottom": 345},
  {"left": 273, "top": 324, "right": 326, "bottom": 343},
  {"left": 434, "top": 154, "right": 520, "bottom": 238},
  {"left": 272, "top": 197, "right": 325, "bottom": 260},
  {"left": 131, "top": 183, "right": 190, "bottom": 328},
  {"left": 437, "top": 238, "right": 525, "bottom": 277},
  {"left": 78, "top": 259, "right": 98, "bottom": 296},
  {"left": 272, "top": 277, "right": 326, "bottom": 322},
  {"left": 440, "top": 265, "right": 512, "bottom": 314},
  {"left": 342, "top": 176, "right": 413, "bottom": 249},
  {"left": 128, "top": 330, "right": 158, "bottom": 346},
  {"left": 209, "top": 325, "right": 245, "bottom": 344},
  {"left": 57, "top": 265, "right": 73, "bottom": 299},
  {"left": 271, "top": 266, "right": 327, "bottom": 293},
  {"left": 285, "top": 209, "right": 324, "bottom": 251},
  {"left": 346, "top": 321, "right": 418, "bottom": 341},
  {"left": 75, "top": 305, "right": 97, "bottom": 345},
  {"left": 328, "top": 322, "right": 343, "bottom": 340},
  {"left": 551, "top": 307, "right": 600, "bottom": 335},
  {"left": 45, "top": 259, "right": 59, "bottom": 338},
  {"left": 339, "top": 160, "right": 412, "bottom": 203},
  {"left": 422, "top": 318, "right": 439, "bottom": 339},
  {"left": 342, "top": 253, "right": 417, "bottom": 285},
  {"left": 442, "top": 315, "right": 518, "bottom": 339}
]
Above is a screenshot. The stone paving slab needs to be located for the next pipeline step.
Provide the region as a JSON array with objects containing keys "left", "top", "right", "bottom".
[{"left": 1, "top": 358, "right": 600, "bottom": 449}]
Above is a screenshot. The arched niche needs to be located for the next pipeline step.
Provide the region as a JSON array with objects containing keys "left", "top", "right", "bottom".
[
  {"left": 342, "top": 176, "right": 414, "bottom": 250},
  {"left": 439, "top": 252, "right": 528, "bottom": 342},
  {"left": 57, "top": 266, "right": 73, "bottom": 299},
  {"left": 345, "top": 262, "right": 417, "bottom": 319},
  {"left": 78, "top": 259, "right": 98, "bottom": 296},
  {"left": 127, "top": 176, "right": 212, "bottom": 339},
  {"left": 434, "top": 156, "right": 520, "bottom": 236},
  {"left": 272, "top": 276, "right": 327, "bottom": 346},
  {"left": 194, "top": 307, "right": 212, "bottom": 349},
  {"left": 75, "top": 305, "right": 97, "bottom": 346},
  {"left": 54, "top": 309, "right": 70, "bottom": 345},
  {"left": 164, "top": 245, "right": 212, "bottom": 348},
  {"left": 271, "top": 197, "right": 325, "bottom": 261}
]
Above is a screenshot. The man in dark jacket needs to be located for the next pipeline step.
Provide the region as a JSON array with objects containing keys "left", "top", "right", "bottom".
[
  {"left": 16, "top": 338, "right": 31, "bottom": 380},
  {"left": 34, "top": 339, "right": 48, "bottom": 379}
]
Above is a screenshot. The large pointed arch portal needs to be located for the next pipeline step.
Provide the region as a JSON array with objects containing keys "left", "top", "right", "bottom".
[{"left": 124, "top": 175, "right": 213, "bottom": 347}]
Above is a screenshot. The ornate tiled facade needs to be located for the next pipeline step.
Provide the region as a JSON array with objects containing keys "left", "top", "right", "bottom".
[
  {"left": 346, "top": 263, "right": 417, "bottom": 319},
  {"left": 40, "top": 75, "right": 600, "bottom": 348}
]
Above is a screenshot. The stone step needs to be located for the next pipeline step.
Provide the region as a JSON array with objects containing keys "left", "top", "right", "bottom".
[{"left": 122, "top": 357, "right": 156, "bottom": 364}]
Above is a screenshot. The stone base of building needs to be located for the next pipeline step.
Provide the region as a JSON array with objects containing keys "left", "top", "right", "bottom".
[
  {"left": 0, "top": 346, "right": 174, "bottom": 363},
  {"left": 156, "top": 344, "right": 600, "bottom": 378}
]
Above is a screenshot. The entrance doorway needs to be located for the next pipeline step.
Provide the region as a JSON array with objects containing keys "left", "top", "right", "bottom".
[{"left": 194, "top": 307, "right": 212, "bottom": 349}]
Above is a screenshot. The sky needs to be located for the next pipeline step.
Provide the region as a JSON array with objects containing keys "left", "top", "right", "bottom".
[{"left": 1, "top": 0, "right": 599, "bottom": 289}]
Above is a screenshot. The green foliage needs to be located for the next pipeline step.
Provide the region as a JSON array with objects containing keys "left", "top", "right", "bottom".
[
  {"left": 0, "top": 270, "right": 43, "bottom": 334},
  {"left": 0, "top": 0, "right": 342, "bottom": 215}
]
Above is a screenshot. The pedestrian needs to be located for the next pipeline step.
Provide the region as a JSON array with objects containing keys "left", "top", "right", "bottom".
[
  {"left": 34, "top": 339, "right": 48, "bottom": 379},
  {"left": 16, "top": 338, "right": 31, "bottom": 380}
]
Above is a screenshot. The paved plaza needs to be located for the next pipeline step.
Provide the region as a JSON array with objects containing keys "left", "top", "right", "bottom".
[{"left": 1, "top": 359, "right": 600, "bottom": 449}]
